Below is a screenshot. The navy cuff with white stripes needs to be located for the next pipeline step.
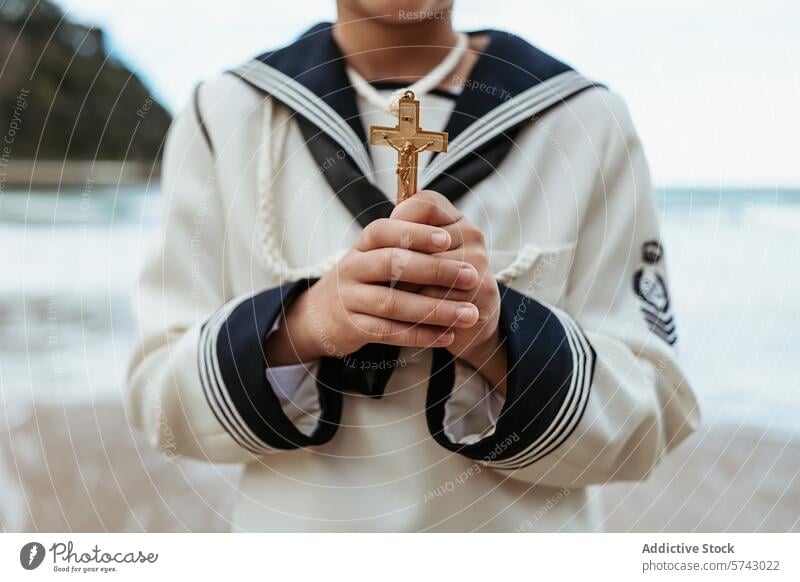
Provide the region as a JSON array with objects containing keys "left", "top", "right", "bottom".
[
  {"left": 426, "top": 283, "right": 595, "bottom": 468},
  {"left": 197, "top": 279, "right": 342, "bottom": 454}
]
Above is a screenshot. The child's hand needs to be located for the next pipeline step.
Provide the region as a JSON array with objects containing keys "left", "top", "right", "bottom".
[
  {"left": 390, "top": 191, "right": 505, "bottom": 386},
  {"left": 266, "top": 213, "right": 482, "bottom": 365}
]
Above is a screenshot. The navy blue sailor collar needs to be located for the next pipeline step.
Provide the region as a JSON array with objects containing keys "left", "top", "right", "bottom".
[
  {"left": 228, "top": 22, "right": 597, "bottom": 205},
  {"left": 253, "top": 22, "right": 368, "bottom": 147},
  {"left": 249, "top": 21, "right": 576, "bottom": 145}
]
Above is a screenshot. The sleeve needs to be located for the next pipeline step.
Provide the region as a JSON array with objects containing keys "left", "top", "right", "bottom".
[
  {"left": 425, "top": 93, "right": 700, "bottom": 486},
  {"left": 126, "top": 88, "right": 340, "bottom": 464},
  {"left": 439, "top": 362, "right": 505, "bottom": 445}
]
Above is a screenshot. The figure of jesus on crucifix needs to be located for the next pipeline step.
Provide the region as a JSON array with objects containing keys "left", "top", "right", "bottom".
[
  {"left": 370, "top": 91, "right": 448, "bottom": 202},
  {"left": 384, "top": 136, "right": 435, "bottom": 198}
]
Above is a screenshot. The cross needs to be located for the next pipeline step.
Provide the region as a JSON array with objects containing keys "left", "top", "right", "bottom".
[{"left": 369, "top": 90, "right": 448, "bottom": 203}]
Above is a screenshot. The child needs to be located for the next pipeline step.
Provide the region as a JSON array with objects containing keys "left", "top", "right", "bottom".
[{"left": 128, "top": 0, "right": 699, "bottom": 531}]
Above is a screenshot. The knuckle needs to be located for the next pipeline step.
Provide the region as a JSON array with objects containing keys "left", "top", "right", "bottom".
[
  {"left": 350, "top": 314, "right": 372, "bottom": 339},
  {"left": 374, "top": 218, "right": 393, "bottom": 235},
  {"left": 466, "top": 224, "right": 485, "bottom": 245},
  {"left": 393, "top": 198, "right": 420, "bottom": 218},
  {"left": 360, "top": 222, "right": 378, "bottom": 246},
  {"left": 430, "top": 303, "right": 446, "bottom": 324},
  {"left": 398, "top": 226, "right": 415, "bottom": 250},
  {"left": 338, "top": 249, "right": 354, "bottom": 268},
  {"left": 389, "top": 200, "right": 407, "bottom": 219},
  {"left": 402, "top": 197, "right": 433, "bottom": 221},
  {"left": 372, "top": 319, "right": 392, "bottom": 339},
  {"left": 475, "top": 250, "right": 489, "bottom": 272},
  {"left": 420, "top": 201, "right": 437, "bottom": 220},
  {"left": 336, "top": 256, "right": 353, "bottom": 280},
  {"left": 363, "top": 220, "right": 387, "bottom": 247},
  {"left": 343, "top": 248, "right": 365, "bottom": 270},
  {"left": 398, "top": 247, "right": 414, "bottom": 276},
  {"left": 377, "top": 291, "right": 399, "bottom": 317},
  {"left": 419, "top": 189, "right": 446, "bottom": 205},
  {"left": 344, "top": 255, "right": 367, "bottom": 282},
  {"left": 435, "top": 259, "right": 452, "bottom": 285},
  {"left": 387, "top": 247, "right": 403, "bottom": 277},
  {"left": 380, "top": 248, "right": 395, "bottom": 277}
]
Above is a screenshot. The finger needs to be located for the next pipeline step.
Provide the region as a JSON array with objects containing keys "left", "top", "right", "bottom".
[
  {"left": 418, "top": 284, "right": 481, "bottom": 304},
  {"left": 355, "top": 218, "right": 452, "bottom": 253},
  {"left": 356, "top": 248, "right": 479, "bottom": 289},
  {"left": 350, "top": 286, "right": 479, "bottom": 328},
  {"left": 422, "top": 247, "right": 490, "bottom": 285},
  {"left": 438, "top": 217, "right": 490, "bottom": 250},
  {"left": 390, "top": 190, "right": 462, "bottom": 226},
  {"left": 426, "top": 244, "right": 474, "bottom": 263},
  {"left": 350, "top": 314, "right": 455, "bottom": 348},
  {"left": 436, "top": 221, "right": 466, "bottom": 249}
]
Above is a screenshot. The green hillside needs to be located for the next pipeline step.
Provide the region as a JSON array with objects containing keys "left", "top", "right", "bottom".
[{"left": 0, "top": 0, "right": 171, "bottom": 161}]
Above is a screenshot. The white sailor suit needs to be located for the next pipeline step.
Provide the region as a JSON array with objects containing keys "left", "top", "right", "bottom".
[{"left": 127, "top": 23, "right": 699, "bottom": 531}]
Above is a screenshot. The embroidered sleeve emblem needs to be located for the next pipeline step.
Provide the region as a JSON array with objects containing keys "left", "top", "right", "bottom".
[{"left": 633, "top": 241, "right": 677, "bottom": 345}]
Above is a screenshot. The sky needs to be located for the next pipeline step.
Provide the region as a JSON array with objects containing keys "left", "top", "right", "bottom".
[{"left": 52, "top": 0, "right": 800, "bottom": 187}]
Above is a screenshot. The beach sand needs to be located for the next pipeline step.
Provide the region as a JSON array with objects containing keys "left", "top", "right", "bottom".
[
  {"left": 0, "top": 403, "right": 238, "bottom": 532},
  {"left": 1, "top": 403, "right": 797, "bottom": 532}
]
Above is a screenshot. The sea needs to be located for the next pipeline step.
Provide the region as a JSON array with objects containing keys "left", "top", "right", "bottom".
[{"left": 1, "top": 186, "right": 799, "bottom": 433}]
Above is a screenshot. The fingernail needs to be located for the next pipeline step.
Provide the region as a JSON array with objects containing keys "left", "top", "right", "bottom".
[
  {"left": 456, "top": 305, "right": 478, "bottom": 322},
  {"left": 431, "top": 231, "right": 449, "bottom": 248},
  {"left": 457, "top": 266, "right": 477, "bottom": 286}
]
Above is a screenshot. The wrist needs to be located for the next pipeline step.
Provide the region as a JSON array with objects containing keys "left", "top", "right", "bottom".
[
  {"left": 265, "top": 288, "right": 325, "bottom": 365},
  {"left": 457, "top": 330, "right": 508, "bottom": 397},
  {"left": 459, "top": 330, "right": 502, "bottom": 370}
]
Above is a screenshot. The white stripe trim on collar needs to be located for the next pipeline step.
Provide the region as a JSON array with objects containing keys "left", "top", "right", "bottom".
[
  {"left": 232, "top": 61, "right": 596, "bottom": 194},
  {"left": 231, "top": 60, "right": 375, "bottom": 181},
  {"left": 421, "top": 71, "right": 596, "bottom": 186}
]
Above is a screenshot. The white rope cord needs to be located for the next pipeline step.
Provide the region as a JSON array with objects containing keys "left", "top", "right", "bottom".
[
  {"left": 257, "top": 98, "right": 346, "bottom": 283},
  {"left": 346, "top": 32, "right": 469, "bottom": 114},
  {"left": 257, "top": 97, "right": 283, "bottom": 277},
  {"left": 493, "top": 244, "right": 541, "bottom": 284}
]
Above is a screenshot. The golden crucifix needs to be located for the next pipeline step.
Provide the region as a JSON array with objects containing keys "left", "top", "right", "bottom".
[{"left": 369, "top": 90, "right": 448, "bottom": 203}]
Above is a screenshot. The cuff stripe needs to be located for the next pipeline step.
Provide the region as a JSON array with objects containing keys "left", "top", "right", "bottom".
[
  {"left": 490, "top": 308, "right": 593, "bottom": 469},
  {"left": 200, "top": 280, "right": 340, "bottom": 452},
  {"left": 486, "top": 312, "right": 582, "bottom": 466},
  {"left": 198, "top": 295, "right": 275, "bottom": 454},
  {"left": 520, "top": 312, "right": 594, "bottom": 467}
]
